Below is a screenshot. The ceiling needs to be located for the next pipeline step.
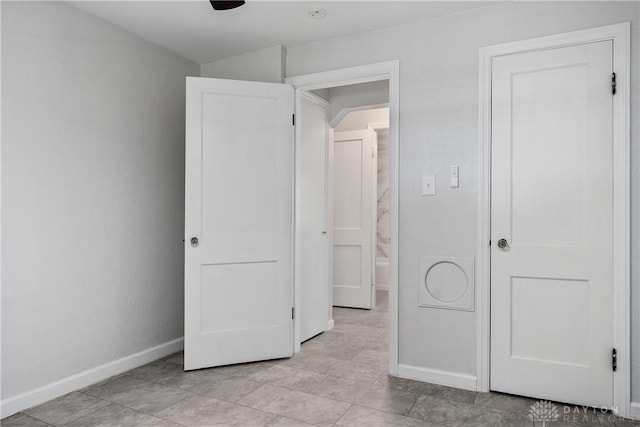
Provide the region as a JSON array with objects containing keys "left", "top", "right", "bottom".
[{"left": 70, "top": 1, "right": 500, "bottom": 64}]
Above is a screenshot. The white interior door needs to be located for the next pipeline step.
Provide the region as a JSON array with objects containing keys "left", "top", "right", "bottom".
[
  {"left": 332, "top": 129, "right": 375, "bottom": 309},
  {"left": 490, "top": 41, "right": 614, "bottom": 407},
  {"left": 296, "top": 92, "right": 330, "bottom": 342},
  {"left": 185, "top": 77, "right": 294, "bottom": 370}
]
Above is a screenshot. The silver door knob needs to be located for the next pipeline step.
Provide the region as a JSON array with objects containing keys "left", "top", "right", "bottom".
[
  {"left": 497, "top": 238, "right": 508, "bottom": 249},
  {"left": 190, "top": 237, "right": 199, "bottom": 247}
]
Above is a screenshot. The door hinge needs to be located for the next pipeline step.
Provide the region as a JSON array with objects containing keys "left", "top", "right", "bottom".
[
  {"left": 292, "top": 114, "right": 295, "bottom": 126},
  {"left": 612, "top": 73, "right": 617, "bottom": 95},
  {"left": 489, "top": 240, "right": 492, "bottom": 247},
  {"left": 612, "top": 348, "right": 617, "bottom": 371},
  {"left": 291, "top": 307, "right": 295, "bottom": 319}
]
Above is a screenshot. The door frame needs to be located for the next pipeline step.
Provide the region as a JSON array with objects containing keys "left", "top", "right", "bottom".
[
  {"left": 286, "top": 60, "right": 400, "bottom": 375},
  {"left": 477, "top": 23, "right": 631, "bottom": 416}
]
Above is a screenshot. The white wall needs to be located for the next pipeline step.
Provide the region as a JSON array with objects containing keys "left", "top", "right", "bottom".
[
  {"left": 1, "top": 0, "right": 199, "bottom": 412},
  {"left": 327, "top": 80, "right": 389, "bottom": 123},
  {"left": 201, "top": 45, "right": 285, "bottom": 83},
  {"left": 334, "top": 107, "right": 390, "bottom": 132},
  {"left": 287, "top": 1, "right": 640, "bottom": 400}
]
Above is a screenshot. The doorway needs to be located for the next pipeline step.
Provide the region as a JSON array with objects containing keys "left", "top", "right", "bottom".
[
  {"left": 286, "top": 60, "right": 400, "bottom": 375},
  {"left": 296, "top": 86, "right": 389, "bottom": 329},
  {"left": 332, "top": 108, "right": 389, "bottom": 310},
  {"left": 295, "top": 84, "right": 391, "bottom": 379}
]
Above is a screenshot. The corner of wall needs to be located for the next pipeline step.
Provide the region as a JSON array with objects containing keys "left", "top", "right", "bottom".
[
  {"left": 280, "top": 45, "right": 287, "bottom": 83},
  {"left": 200, "top": 45, "right": 285, "bottom": 83}
]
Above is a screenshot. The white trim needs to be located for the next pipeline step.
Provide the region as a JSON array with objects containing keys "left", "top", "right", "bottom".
[
  {"left": 330, "top": 103, "right": 389, "bottom": 128},
  {"left": 0, "top": 338, "right": 184, "bottom": 418},
  {"left": 477, "top": 23, "right": 631, "bottom": 418},
  {"left": 300, "top": 90, "right": 329, "bottom": 109},
  {"left": 286, "top": 60, "right": 400, "bottom": 376},
  {"left": 398, "top": 364, "right": 477, "bottom": 392},
  {"left": 327, "top": 319, "right": 335, "bottom": 331},
  {"left": 630, "top": 402, "right": 640, "bottom": 420}
]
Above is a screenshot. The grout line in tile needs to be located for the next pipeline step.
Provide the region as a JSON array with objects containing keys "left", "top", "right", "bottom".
[
  {"left": 50, "top": 392, "right": 118, "bottom": 427},
  {"left": 82, "top": 380, "right": 197, "bottom": 425},
  {"left": 11, "top": 412, "right": 57, "bottom": 427}
]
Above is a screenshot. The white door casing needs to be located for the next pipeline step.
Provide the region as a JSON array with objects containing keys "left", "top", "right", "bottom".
[
  {"left": 184, "top": 77, "right": 294, "bottom": 370},
  {"left": 296, "top": 91, "right": 330, "bottom": 342},
  {"left": 332, "top": 129, "right": 376, "bottom": 309},
  {"left": 490, "top": 41, "right": 614, "bottom": 407}
]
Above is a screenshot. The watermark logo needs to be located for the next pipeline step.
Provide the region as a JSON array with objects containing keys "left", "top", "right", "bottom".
[{"left": 529, "top": 400, "right": 560, "bottom": 426}]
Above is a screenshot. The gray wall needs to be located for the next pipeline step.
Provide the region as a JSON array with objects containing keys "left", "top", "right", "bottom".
[
  {"left": 327, "top": 80, "right": 389, "bottom": 123},
  {"left": 1, "top": 1, "right": 199, "bottom": 401},
  {"left": 287, "top": 1, "right": 640, "bottom": 399},
  {"left": 201, "top": 45, "right": 285, "bottom": 83},
  {"left": 334, "top": 108, "right": 390, "bottom": 132}
]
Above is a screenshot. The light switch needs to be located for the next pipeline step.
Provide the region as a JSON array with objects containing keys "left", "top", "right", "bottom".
[
  {"left": 450, "top": 165, "right": 459, "bottom": 188},
  {"left": 422, "top": 175, "right": 436, "bottom": 196}
]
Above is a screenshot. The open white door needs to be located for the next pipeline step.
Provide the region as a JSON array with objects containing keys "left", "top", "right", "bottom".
[
  {"left": 185, "top": 77, "right": 294, "bottom": 370},
  {"left": 296, "top": 92, "right": 330, "bottom": 342},
  {"left": 490, "top": 41, "right": 614, "bottom": 407},
  {"left": 332, "top": 129, "right": 375, "bottom": 309}
]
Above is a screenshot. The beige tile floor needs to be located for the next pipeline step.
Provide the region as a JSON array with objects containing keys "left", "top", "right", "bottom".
[{"left": 2, "top": 291, "right": 638, "bottom": 426}]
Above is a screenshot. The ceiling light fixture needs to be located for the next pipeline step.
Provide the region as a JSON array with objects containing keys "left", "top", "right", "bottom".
[
  {"left": 308, "top": 8, "right": 327, "bottom": 19},
  {"left": 209, "top": 1, "right": 245, "bottom": 11}
]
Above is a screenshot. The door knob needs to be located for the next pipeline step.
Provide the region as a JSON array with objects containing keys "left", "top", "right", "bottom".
[
  {"left": 497, "top": 238, "right": 508, "bottom": 249},
  {"left": 190, "top": 237, "right": 199, "bottom": 247}
]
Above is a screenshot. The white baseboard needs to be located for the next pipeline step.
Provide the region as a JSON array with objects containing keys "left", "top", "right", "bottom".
[
  {"left": 327, "top": 319, "right": 335, "bottom": 330},
  {"left": 397, "top": 364, "right": 477, "bottom": 392},
  {"left": 630, "top": 402, "right": 640, "bottom": 420},
  {"left": 0, "top": 338, "right": 183, "bottom": 418}
]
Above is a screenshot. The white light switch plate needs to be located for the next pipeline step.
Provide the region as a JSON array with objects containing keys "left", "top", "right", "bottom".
[
  {"left": 422, "top": 175, "right": 436, "bottom": 196},
  {"left": 450, "top": 165, "right": 459, "bottom": 188}
]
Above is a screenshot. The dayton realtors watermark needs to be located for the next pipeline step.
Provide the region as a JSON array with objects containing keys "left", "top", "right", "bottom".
[{"left": 529, "top": 400, "right": 634, "bottom": 425}]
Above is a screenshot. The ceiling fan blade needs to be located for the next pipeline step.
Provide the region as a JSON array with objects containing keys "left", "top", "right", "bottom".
[{"left": 209, "top": 1, "right": 245, "bottom": 11}]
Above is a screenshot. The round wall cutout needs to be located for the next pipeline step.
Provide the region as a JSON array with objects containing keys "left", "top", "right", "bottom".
[{"left": 424, "top": 261, "right": 468, "bottom": 303}]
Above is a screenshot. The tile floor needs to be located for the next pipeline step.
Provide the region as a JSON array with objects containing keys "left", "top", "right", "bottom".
[{"left": 2, "top": 291, "right": 638, "bottom": 426}]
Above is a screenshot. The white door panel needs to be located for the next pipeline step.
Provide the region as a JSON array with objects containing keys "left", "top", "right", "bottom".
[
  {"left": 296, "top": 93, "right": 330, "bottom": 342},
  {"left": 333, "top": 129, "right": 375, "bottom": 309},
  {"left": 185, "top": 77, "right": 294, "bottom": 370},
  {"left": 490, "top": 41, "right": 614, "bottom": 407}
]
